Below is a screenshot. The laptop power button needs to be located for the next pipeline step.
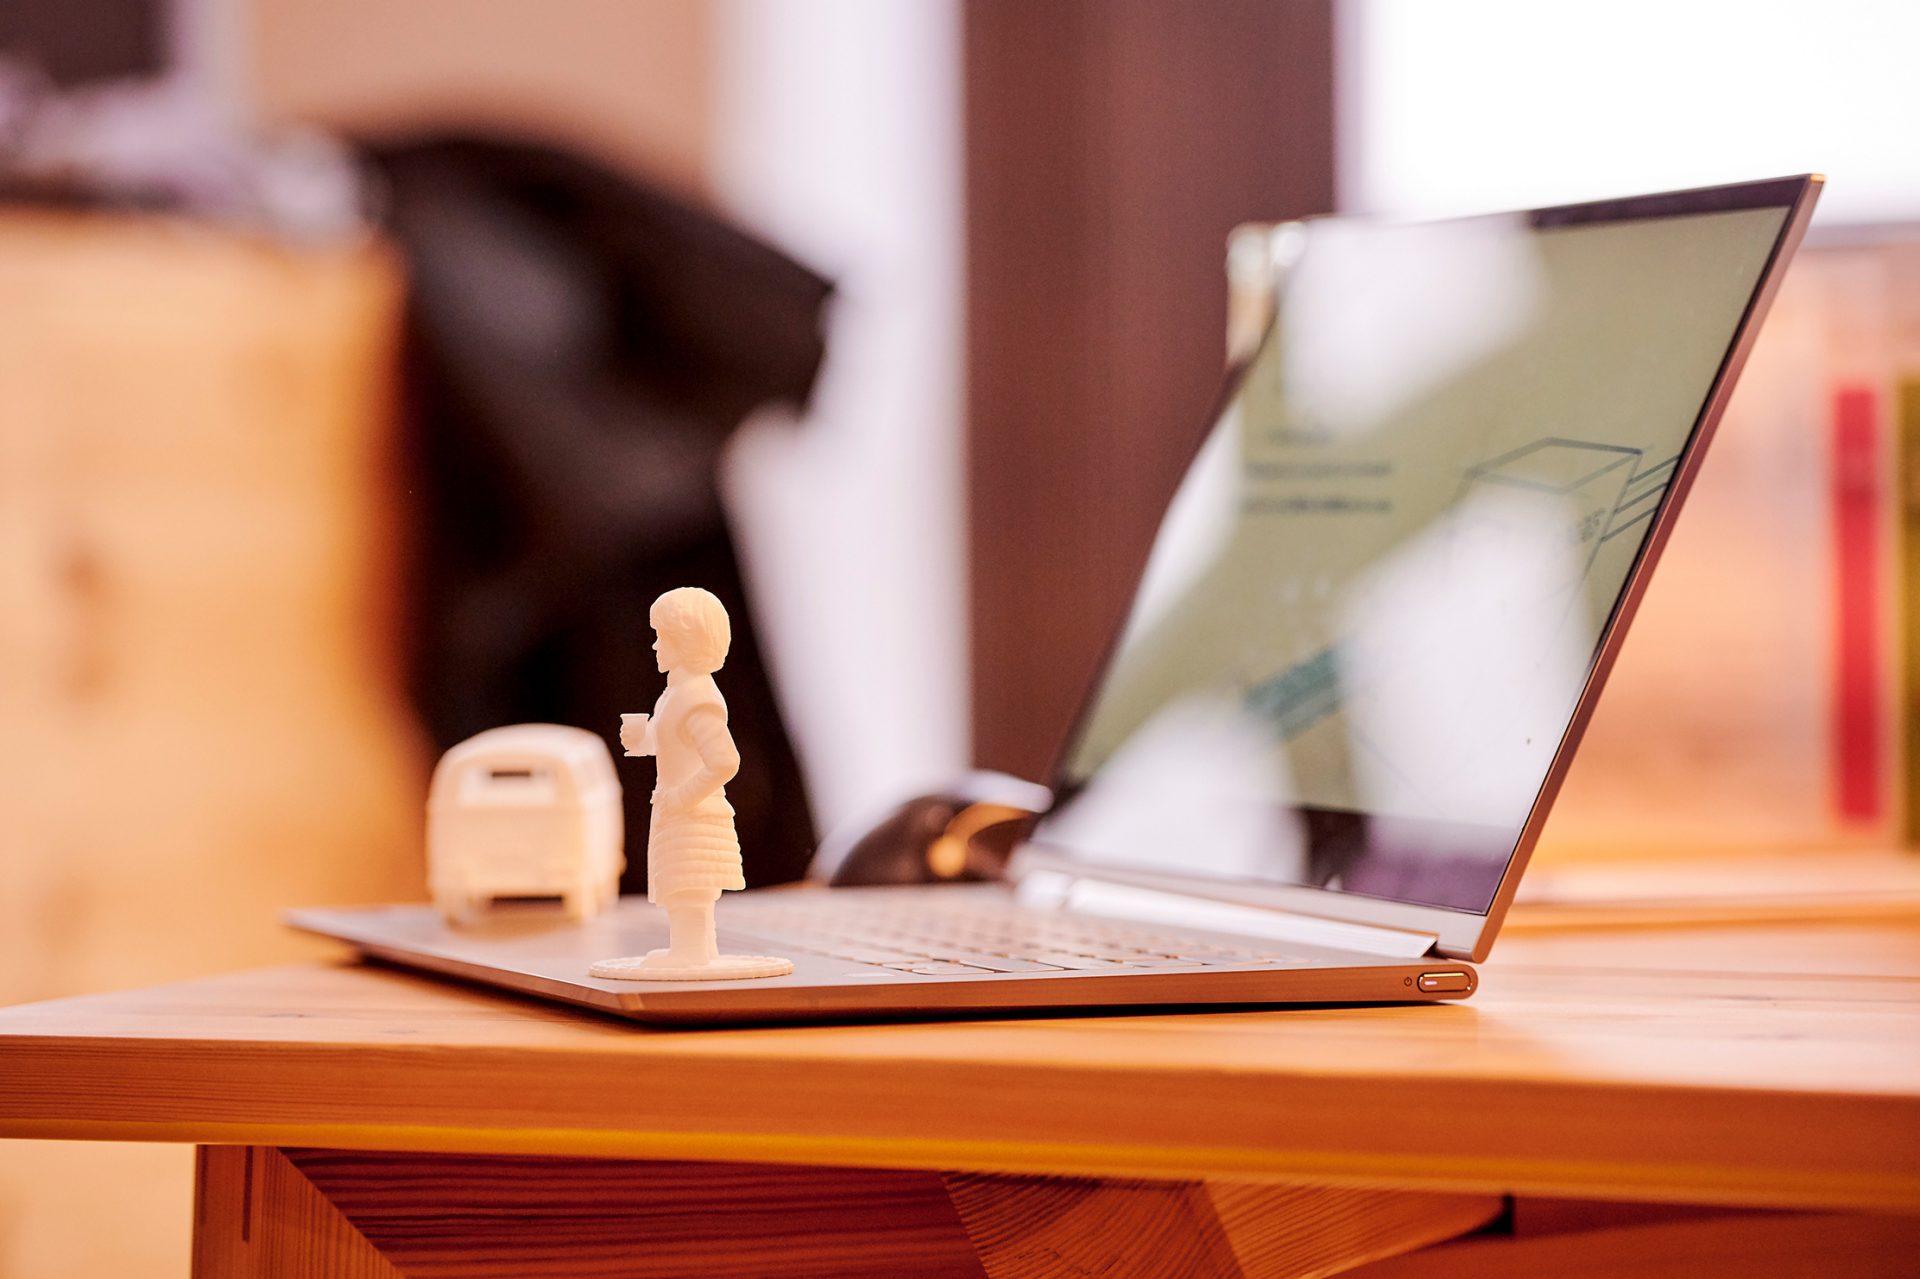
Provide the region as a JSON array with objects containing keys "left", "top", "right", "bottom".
[{"left": 1417, "top": 971, "right": 1471, "bottom": 993}]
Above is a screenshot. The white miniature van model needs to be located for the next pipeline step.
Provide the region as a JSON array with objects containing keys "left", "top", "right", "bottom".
[{"left": 428, "top": 724, "right": 624, "bottom": 923}]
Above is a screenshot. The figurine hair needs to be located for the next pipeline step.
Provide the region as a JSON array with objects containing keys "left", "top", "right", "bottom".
[{"left": 650, "top": 587, "right": 731, "bottom": 674}]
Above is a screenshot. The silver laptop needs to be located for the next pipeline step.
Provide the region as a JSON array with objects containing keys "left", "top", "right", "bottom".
[{"left": 292, "top": 175, "right": 1822, "bottom": 1024}]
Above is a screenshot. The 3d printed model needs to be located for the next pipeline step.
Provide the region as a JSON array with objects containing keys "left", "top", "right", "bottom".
[
  {"left": 428, "top": 724, "right": 625, "bottom": 922},
  {"left": 591, "top": 588, "right": 793, "bottom": 982}
]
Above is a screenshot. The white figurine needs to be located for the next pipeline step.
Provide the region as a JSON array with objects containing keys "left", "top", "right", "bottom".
[
  {"left": 427, "top": 724, "right": 624, "bottom": 923},
  {"left": 590, "top": 588, "right": 792, "bottom": 982}
]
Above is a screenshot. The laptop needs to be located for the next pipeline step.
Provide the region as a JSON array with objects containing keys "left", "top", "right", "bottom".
[{"left": 292, "top": 175, "right": 1823, "bottom": 1024}]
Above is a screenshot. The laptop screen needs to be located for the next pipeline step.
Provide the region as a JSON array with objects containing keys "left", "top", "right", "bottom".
[{"left": 1032, "top": 187, "right": 1801, "bottom": 915}]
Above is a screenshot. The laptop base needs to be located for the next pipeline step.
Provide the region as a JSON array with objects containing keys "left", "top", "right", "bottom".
[{"left": 289, "top": 884, "right": 1474, "bottom": 1025}]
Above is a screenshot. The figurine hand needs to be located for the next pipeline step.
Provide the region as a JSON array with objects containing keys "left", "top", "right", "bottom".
[{"left": 620, "top": 713, "right": 653, "bottom": 757}]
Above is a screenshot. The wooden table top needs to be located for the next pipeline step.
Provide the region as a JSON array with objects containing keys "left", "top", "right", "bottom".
[{"left": 3, "top": 897, "right": 1918, "bottom": 1214}]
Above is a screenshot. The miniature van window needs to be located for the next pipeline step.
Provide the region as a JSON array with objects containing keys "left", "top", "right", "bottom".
[{"left": 461, "top": 764, "right": 559, "bottom": 805}]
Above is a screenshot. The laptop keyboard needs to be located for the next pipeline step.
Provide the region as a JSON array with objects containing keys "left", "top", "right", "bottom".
[{"left": 724, "top": 896, "right": 1309, "bottom": 976}]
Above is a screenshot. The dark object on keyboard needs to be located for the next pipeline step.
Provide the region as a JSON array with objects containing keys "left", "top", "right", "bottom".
[{"left": 826, "top": 772, "right": 1049, "bottom": 888}]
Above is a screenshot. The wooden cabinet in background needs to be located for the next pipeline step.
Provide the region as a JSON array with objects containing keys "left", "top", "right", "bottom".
[{"left": 0, "top": 212, "right": 429, "bottom": 1276}]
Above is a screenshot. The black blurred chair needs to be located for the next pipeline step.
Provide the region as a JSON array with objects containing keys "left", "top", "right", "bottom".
[{"left": 371, "top": 135, "right": 832, "bottom": 890}]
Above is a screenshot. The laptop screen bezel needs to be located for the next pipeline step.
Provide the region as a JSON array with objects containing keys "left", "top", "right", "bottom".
[{"left": 1010, "top": 174, "right": 1824, "bottom": 961}]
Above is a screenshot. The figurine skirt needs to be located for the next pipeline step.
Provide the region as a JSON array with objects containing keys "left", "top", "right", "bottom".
[{"left": 646, "top": 803, "right": 745, "bottom": 902}]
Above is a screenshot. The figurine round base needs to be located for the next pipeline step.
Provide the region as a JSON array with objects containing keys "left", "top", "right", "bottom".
[{"left": 590, "top": 951, "right": 793, "bottom": 982}]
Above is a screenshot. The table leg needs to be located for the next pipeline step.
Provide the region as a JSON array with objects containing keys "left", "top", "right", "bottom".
[
  {"left": 193, "top": 1146, "right": 401, "bottom": 1278},
  {"left": 190, "top": 1145, "right": 1499, "bottom": 1278}
]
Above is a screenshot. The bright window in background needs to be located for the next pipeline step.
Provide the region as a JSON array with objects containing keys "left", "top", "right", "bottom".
[{"left": 1340, "top": 0, "right": 1920, "bottom": 225}]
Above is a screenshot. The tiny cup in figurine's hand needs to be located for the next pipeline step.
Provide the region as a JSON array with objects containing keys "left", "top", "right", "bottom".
[{"left": 620, "top": 713, "right": 652, "bottom": 756}]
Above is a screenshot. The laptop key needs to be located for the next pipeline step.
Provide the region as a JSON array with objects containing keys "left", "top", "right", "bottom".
[
  {"left": 888, "top": 961, "right": 998, "bottom": 976},
  {"left": 831, "top": 947, "right": 928, "bottom": 964},
  {"left": 1021, "top": 952, "right": 1142, "bottom": 970},
  {"left": 926, "top": 953, "right": 1066, "bottom": 973}
]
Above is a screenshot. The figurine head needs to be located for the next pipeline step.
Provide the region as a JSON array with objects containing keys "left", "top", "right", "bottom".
[{"left": 650, "top": 587, "right": 731, "bottom": 675}]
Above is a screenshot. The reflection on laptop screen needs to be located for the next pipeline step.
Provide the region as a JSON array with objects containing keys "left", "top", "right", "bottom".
[{"left": 1034, "top": 194, "right": 1795, "bottom": 915}]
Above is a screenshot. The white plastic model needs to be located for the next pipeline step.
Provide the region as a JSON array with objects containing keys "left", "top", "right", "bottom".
[
  {"left": 428, "top": 724, "right": 624, "bottom": 922},
  {"left": 589, "top": 587, "right": 793, "bottom": 982}
]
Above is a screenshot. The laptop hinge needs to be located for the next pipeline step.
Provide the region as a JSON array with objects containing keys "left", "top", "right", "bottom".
[{"left": 1016, "top": 871, "right": 1440, "bottom": 959}]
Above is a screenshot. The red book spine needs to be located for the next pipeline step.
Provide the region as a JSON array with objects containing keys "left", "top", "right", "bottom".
[{"left": 1831, "top": 385, "right": 1882, "bottom": 823}]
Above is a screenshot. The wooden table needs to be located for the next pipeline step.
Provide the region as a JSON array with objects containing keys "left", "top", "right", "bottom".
[{"left": 3, "top": 897, "right": 1919, "bottom": 1277}]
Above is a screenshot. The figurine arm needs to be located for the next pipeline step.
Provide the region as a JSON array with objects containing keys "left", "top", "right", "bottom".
[{"left": 659, "top": 705, "right": 739, "bottom": 809}]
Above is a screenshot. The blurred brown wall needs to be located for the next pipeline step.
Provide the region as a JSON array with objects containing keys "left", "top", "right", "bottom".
[
  {"left": 246, "top": 0, "right": 714, "bottom": 195},
  {"left": 966, "top": 0, "right": 1337, "bottom": 780}
]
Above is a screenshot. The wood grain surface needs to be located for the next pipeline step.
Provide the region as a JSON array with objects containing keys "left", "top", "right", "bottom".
[
  {"left": 1339, "top": 1202, "right": 1920, "bottom": 1279},
  {"left": 3, "top": 907, "right": 1918, "bottom": 1213},
  {"left": 943, "top": 1174, "right": 1497, "bottom": 1279},
  {"left": 187, "top": 1147, "right": 1497, "bottom": 1279},
  {"left": 195, "top": 1147, "right": 403, "bottom": 1279},
  {"left": 1204, "top": 1182, "right": 1501, "bottom": 1278},
  {"left": 284, "top": 1148, "right": 985, "bottom": 1279}
]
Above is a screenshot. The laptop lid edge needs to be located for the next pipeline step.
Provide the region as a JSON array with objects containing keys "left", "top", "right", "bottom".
[
  {"left": 1009, "top": 174, "right": 1826, "bottom": 963},
  {"left": 1465, "top": 172, "right": 1824, "bottom": 961}
]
